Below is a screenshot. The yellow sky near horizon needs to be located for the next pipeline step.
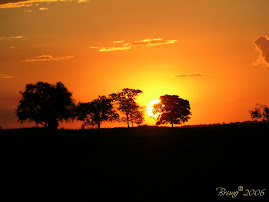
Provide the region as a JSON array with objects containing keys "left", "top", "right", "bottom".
[{"left": 1, "top": 0, "right": 269, "bottom": 129}]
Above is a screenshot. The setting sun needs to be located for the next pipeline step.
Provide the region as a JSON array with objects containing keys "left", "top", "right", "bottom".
[
  {"left": 1, "top": 1, "right": 268, "bottom": 199},
  {"left": 146, "top": 100, "right": 161, "bottom": 118}
]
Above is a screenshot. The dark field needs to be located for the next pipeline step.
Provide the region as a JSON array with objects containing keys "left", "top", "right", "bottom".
[{"left": 1, "top": 122, "right": 268, "bottom": 201}]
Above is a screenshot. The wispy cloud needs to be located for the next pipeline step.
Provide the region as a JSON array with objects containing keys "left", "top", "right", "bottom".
[
  {"left": 39, "top": 7, "right": 48, "bottom": 10},
  {"left": 21, "top": 55, "right": 74, "bottom": 62},
  {"left": 0, "top": 74, "right": 14, "bottom": 79},
  {"left": 113, "top": 40, "right": 125, "bottom": 44},
  {"left": 172, "top": 72, "right": 209, "bottom": 77},
  {"left": 0, "top": 36, "right": 24, "bottom": 40},
  {"left": 78, "top": 0, "right": 90, "bottom": 3},
  {"left": 90, "top": 38, "right": 177, "bottom": 52},
  {"left": 253, "top": 35, "right": 269, "bottom": 67},
  {"left": 0, "top": 0, "right": 72, "bottom": 9}
]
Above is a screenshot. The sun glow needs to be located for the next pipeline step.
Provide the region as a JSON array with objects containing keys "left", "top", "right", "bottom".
[{"left": 146, "top": 100, "right": 161, "bottom": 118}]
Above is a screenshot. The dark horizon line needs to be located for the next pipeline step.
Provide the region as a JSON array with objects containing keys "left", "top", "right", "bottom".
[{"left": 1, "top": 120, "right": 266, "bottom": 131}]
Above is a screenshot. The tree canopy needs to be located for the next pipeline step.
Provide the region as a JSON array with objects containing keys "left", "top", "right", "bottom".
[
  {"left": 16, "top": 82, "right": 76, "bottom": 130},
  {"left": 249, "top": 104, "right": 269, "bottom": 122},
  {"left": 121, "top": 101, "right": 145, "bottom": 127},
  {"left": 76, "top": 95, "right": 119, "bottom": 129},
  {"left": 110, "top": 88, "right": 143, "bottom": 128},
  {"left": 152, "top": 94, "right": 191, "bottom": 127},
  {"left": 129, "top": 104, "right": 145, "bottom": 127}
]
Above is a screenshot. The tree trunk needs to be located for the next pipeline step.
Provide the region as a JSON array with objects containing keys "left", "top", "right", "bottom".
[
  {"left": 48, "top": 119, "right": 58, "bottom": 131},
  {"left": 126, "top": 113, "right": 130, "bottom": 128},
  {"left": 171, "top": 123, "right": 174, "bottom": 128},
  {"left": 97, "top": 122, "right": 101, "bottom": 129}
]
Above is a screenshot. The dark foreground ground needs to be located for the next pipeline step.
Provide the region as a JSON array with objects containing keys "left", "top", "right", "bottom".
[{"left": 0, "top": 122, "right": 268, "bottom": 201}]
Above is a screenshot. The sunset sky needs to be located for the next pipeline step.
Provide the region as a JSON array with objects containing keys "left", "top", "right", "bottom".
[{"left": 1, "top": 0, "right": 269, "bottom": 129}]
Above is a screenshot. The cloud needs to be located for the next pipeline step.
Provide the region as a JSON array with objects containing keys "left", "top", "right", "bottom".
[
  {"left": 0, "top": 36, "right": 24, "bottom": 40},
  {"left": 21, "top": 55, "right": 74, "bottom": 62},
  {"left": 172, "top": 72, "right": 209, "bottom": 77},
  {"left": 0, "top": 74, "right": 14, "bottom": 79},
  {"left": 0, "top": 0, "right": 72, "bottom": 9},
  {"left": 78, "top": 0, "right": 90, "bottom": 3},
  {"left": 39, "top": 7, "right": 48, "bottom": 10},
  {"left": 90, "top": 38, "right": 177, "bottom": 52},
  {"left": 98, "top": 46, "right": 131, "bottom": 52},
  {"left": 253, "top": 35, "right": 269, "bottom": 67},
  {"left": 113, "top": 40, "right": 125, "bottom": 44}
]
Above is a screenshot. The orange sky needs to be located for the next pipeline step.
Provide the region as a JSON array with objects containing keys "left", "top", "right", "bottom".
[{"left": 1, "top": 0, "right": 269, "bottom": 129}]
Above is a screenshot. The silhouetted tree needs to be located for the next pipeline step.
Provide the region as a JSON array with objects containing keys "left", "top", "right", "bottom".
[
  {"left": 250, "top": 104, "right": 269, "bottom": 122},
  {"left": 152, "top": 94, "right": 191, "bottom": 128},
  {"left": 130, "top": 109, "right": 145, "bottom": 126},
  {"left": 129, "top": 103, "right": 145, "bottom": 127},
  {"left": 110, "top": 88, "right": 143, "bottom": 128},
  {"left": 16, "top": 82, "right": 76, "bottom": 130},
  {"left": 76, "top": 95, "right": 119, "bottom": 129}
]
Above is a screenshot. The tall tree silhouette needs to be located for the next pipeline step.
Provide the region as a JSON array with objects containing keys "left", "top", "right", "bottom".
[
  {"left": 110, "top": 88, "right": 143, "bottom": 128},
  {"left": 120, "top": 102, "right": 145, "bottom": 127},
  {"left": 129, "top": 103, "right": 145, "bottom": 127},
  {"left": 152, "top": 94, "right": 191, "bottom": 127},
  {"left": 76, "top": 95, "right": 119, "bottom": 129},
  {"left": 16, "top": 82, "right": 76, "bottom": 130},
  {"left": 249, "top": 103, "right": 269, "bottom": 122}
]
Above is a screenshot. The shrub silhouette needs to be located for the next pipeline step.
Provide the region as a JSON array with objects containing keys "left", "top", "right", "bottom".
[
  {"left": 16, "top": 81, "right": 76, "bottom": 130},
  {"left": 152, "top": 94, "right": 191, "bottom": 127}
]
